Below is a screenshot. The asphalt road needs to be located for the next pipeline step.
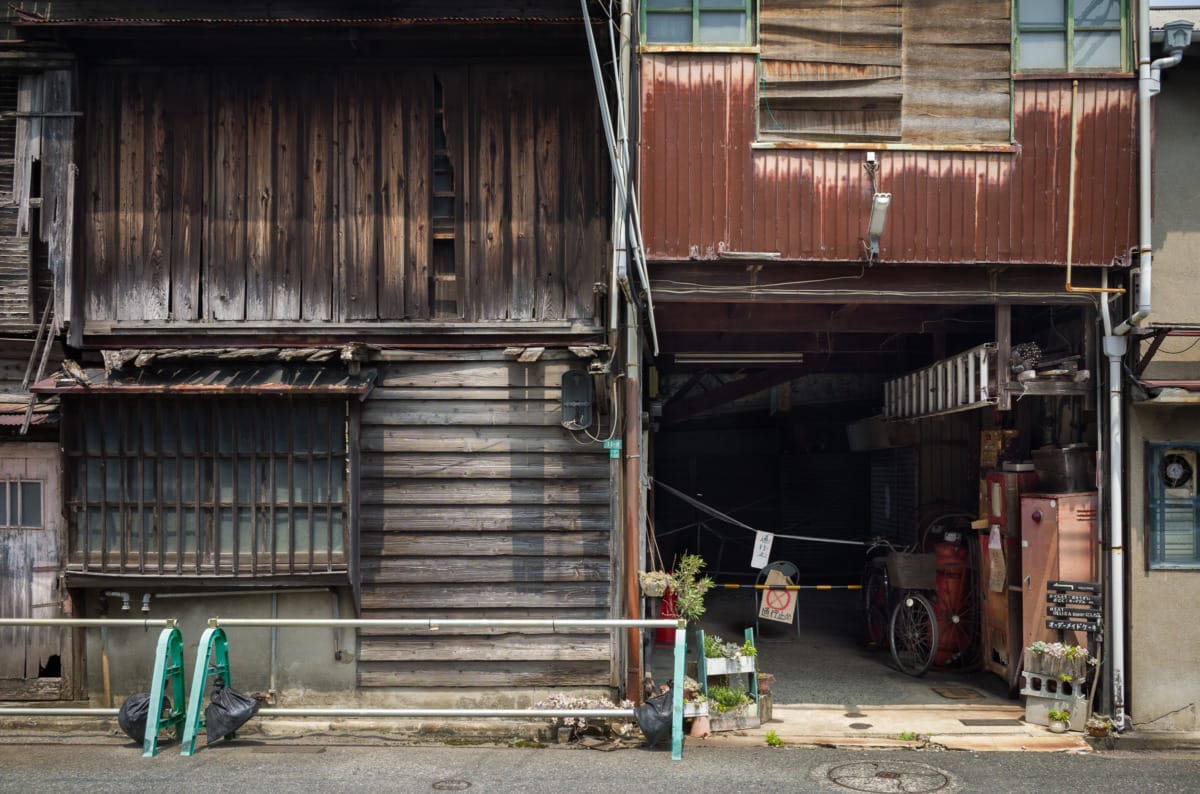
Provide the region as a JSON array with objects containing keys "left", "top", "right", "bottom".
[{"left": 1, "top": 739, "right": 1197, "bottom": 794}]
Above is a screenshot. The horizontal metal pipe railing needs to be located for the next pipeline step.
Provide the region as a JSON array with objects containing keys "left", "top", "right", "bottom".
[
  {"left": 207, "top": 618, "right": 681, "bottom": 629},
  {"left": 0, "top": 618, "right": 178, "bottom": 628},
  {"left": 255, "top": 708, "right": 636, "bottom": 718},
  {"left": 0, "top": 708, "right": 120, "bottom": 716}
]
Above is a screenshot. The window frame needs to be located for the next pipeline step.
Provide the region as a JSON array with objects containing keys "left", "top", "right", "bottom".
[
  {"left": 641, "top": 0, "right": 755, "bottom": 47},
  {"left": 1014, "top": 0, "right": 1130, "bottom": 74},
  {"left": 0, "top": 479, "right": 43, "bottom": 528},
  {"left": 1146, "top": 442, "right": 1200, "bottom": 571},
  {"left": 63, "top": 395, "right": 350, "bottom": 577}
]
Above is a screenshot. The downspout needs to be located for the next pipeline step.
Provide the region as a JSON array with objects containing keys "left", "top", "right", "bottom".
[
  {"left": 1099, "top": 271, "right": 1128, "bottom": 730},
  {"left": 1102, "top": 2, "right": 1190, "bottom": 732}
]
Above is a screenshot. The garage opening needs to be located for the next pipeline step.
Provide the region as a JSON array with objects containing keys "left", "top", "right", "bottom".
[{"left": 645, "top": 301, "right": 1101, "bottom": 715}]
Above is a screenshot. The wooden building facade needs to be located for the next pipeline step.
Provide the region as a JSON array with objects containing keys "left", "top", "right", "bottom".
[{"left": 4, "top": 2, "right": 626, "bottom": 705}]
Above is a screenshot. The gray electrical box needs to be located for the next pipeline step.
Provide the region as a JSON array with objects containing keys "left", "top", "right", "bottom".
[{"left": 561, "top": 369, "right": 594, "bottom": 430}]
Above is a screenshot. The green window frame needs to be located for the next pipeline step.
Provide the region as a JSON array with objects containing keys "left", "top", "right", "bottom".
[
  {"left": 1146, "top": 443, "right": 1200, "bottom": 570},
  {"left": 642, "top": 0, "right": 754, "bottom": 46},
  {"left": 1015, "top": 0, "right": 1129, "bottom": 73}
]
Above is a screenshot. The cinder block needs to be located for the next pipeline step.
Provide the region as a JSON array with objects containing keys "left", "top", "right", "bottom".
[
  {"left": 1019, "top": 670, "right": 1087, "bottom": 700},
  {"left": 1024, "top": 692, "right": 1087, "bottom": 731}
]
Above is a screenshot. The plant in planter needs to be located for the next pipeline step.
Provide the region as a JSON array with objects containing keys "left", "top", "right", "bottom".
[
  {"left": 707, "top": 686, "right": 754, "bottom": 716},
  {"left": 1046, "top": 708, "right": 1071, "bottom": 734},
  {"left": 1026, "top": 641, "right": 1091, "bottom": 683},
  {"left": 1085, "top": 716, "right": 1115, "bottom": 738},
  {"left": 670, "top": 553, "right": 715, "bottom": 624},
  {"left": 639, "top": 570, "right": 671, "bottom": 598}
]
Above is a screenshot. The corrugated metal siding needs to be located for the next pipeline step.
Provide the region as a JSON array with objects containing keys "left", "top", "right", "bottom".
[
  {"left": 639, "top": 54, "right": 1137, "bottom": 266},
  {"left": 915, "top": 412, "right": 979, "bottom": 517},
  {"left": 356, "top": 351, "right": 615, "bottom": 690},
  {"left": 870, "top": 447, "right": 917, "bottom": 542}
]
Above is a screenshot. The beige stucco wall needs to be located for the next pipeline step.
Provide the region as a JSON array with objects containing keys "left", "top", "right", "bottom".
[
  {"left": 1127, "top": 407, "right": 1200, "bottom": 731},
  {"left": 1150, "top": 52, "right": 1200, "bottom": 326}
]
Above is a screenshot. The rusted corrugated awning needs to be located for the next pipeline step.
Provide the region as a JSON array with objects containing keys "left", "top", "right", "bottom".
[{"left": 31, "top": 364, "right": 375, "bottom": 397}]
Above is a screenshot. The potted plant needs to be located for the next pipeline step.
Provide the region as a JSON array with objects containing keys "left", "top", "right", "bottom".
[
  {"left": 638, "top": 570, "right": 670, "bottom": 598},
  {"left": 669, "top": 553, "right": 714, "bottom": 625},
  {"left": 1085, "top": 716, "right": 1115, "bottom": 738},
  {"left": 703, "top": 633, "right": 756, "bottom": 676},
  {"left": 1047, "top": 708, "right": 1070, "bottom": 734}
]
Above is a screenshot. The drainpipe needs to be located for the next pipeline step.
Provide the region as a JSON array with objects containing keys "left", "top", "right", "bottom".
[{"left": 1099, "top": 271, "right": 1128, "bottom": 731}]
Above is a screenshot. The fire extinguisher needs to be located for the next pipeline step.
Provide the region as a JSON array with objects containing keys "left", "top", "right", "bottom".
[{"left": 933, "top": 539, "right": 971, "bottom": 667}]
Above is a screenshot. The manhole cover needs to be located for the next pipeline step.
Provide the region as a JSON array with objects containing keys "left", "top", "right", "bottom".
[
  {"left": 848, "top": 723, "right": 873, "bottom": 730},
  {"left": 431, "top": 781, "right": 471, "bottom": 791},
  {"left": 825, "top": 760, "right": 952, "bottom": 793},
  {"left": 250, "top": 746, "right": 327, "bottom": 754},
  {"left": 844, "top": 711, "right": 867, "bottom": 718}
]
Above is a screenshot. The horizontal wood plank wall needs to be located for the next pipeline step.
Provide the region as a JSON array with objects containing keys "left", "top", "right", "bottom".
[
  {"left": 81, "top": 64, "right": 609, "bottom": 327},
  {"left": 357, "top": 351, "right": 614, "bottom": 689}
]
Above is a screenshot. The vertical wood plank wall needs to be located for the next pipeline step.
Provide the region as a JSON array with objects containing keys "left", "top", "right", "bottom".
[
  {"left": 81, "top": 64, "right": 609, "bottom": 326},
  {"left": 356, "top": 351, "right": 615, "bottom": 689}
]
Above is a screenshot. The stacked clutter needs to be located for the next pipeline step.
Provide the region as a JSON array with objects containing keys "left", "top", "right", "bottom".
[{"left": 1022, "top": 642, "right": 1090, "bottom": 732}]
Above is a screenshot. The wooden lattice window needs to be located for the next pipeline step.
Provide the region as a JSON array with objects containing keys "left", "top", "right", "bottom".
[{"left": 63, "top": 396, "right": 348, "bottom": 576}]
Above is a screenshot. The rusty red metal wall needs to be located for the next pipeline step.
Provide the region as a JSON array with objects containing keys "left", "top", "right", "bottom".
[{"left": 639, "top": 54, "right": 1137, "bottom": 266}]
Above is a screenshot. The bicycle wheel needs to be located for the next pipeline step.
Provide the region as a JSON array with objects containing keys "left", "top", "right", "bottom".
[
  {"left": 889, "top": 592, "right": 938, "bottom": 676},
  {"left": 863, "top": 564, "right": 889, "bottom": 649}
]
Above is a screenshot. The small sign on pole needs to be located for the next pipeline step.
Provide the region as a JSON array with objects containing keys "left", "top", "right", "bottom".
[{"left": 750, "top": 531, "right": 774, "bottom": 570}]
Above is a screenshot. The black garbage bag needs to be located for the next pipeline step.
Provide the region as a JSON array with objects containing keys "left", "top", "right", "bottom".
[
  {"left": 118, "top": 692, "right": 169, "bottom": 744},
  {"left": 633, "top": 683, "right": 674, "bottom": 748},
  {"left": 204, "top": 676, "right": 260, "bottom": 744}
]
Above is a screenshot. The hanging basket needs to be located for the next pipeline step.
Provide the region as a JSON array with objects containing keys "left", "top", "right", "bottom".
[{"left": 639, "top": 571, "right": 671, "bottom": 598}]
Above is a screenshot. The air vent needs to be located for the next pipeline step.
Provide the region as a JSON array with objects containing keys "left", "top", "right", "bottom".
[{"left": 1162, "top": 449, "right": 1196, "bottom": 498}]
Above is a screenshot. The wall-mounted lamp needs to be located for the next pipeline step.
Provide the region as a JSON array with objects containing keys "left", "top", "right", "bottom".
[{"left": 866, "top": 192, "right": 891, "bottom": 263}]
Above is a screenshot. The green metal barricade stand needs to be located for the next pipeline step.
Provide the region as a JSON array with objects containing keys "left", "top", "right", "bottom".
[
  {"left": 180, "top": 625, "right": 232, "bottom": 757},
  {"left": 143, "top": 624, "right": 188, "bottom": 757}
]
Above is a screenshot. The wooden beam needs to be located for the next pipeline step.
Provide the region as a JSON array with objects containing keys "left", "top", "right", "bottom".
[{"left": 662, "top": 366, "right": 807, "bottom": 425}]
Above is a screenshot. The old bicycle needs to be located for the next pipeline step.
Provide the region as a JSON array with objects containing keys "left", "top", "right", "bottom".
[{"left": 861, "top": 537, "right": 939, "bottom": 676}]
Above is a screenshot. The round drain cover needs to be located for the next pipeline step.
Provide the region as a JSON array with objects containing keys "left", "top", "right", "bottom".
[
  {"left": 432, "top": 781, "right": 472, "bottom": 791},
  {"left": 825, "top": 760, "right": 952, "bottom": 793},
  {"left": 847, "top": 723, "right": 872, "bottom": 730},
  {"left": 844, "top": 711, "right": 867, "bottom": 718}
]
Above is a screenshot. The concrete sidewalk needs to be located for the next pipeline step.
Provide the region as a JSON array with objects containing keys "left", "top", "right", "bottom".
[{"left": 690, "top": 702, "right": 1092, "bottom": 753}]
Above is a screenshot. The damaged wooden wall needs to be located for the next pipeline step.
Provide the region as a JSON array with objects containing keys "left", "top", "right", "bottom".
[
  {"left": 82, "top": 63, "right": 609, "bottom": 327},
  {"left": 758, "top": 0, "right": 1011, "bottom": 143},
  {"left": 356, "top": 351, "right": 614, "bottom": 689}
]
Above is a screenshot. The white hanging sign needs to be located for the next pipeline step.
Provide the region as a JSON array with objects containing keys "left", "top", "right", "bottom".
[{"left": 751, "top": 531, "right": 774, "bottom": 569}]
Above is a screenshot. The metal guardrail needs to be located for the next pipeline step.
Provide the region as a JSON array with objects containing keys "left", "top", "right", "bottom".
[
  {"left": 0, "top": 617, "right": 691, "bottom": 761},
  {"left": 191, "top": 617, "right": 689, "bottom": 760}
]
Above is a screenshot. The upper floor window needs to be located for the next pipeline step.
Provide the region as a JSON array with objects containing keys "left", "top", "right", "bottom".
[
  {"left": 1016, "top": 0, "right": 1128, "bottom": 72},
  {"left": 643, "top": 0, "right": 754, "bottom": 45}
]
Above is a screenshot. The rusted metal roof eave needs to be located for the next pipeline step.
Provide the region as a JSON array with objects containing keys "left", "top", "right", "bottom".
[{"left": 31, "top": 366, "right": 377, "bottom": 397}]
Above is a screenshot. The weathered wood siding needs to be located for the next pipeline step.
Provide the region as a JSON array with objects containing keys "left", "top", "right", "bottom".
[
  {"left": 759, "top": 0, "right": 1010, "bottom": 143},
  {"left": 0, "top": 442, "right": 70, "bottom": 700},
  {"left": 357, "top": 351, "right": 614, "bottom": 689},
  {"left": 81, "top": 64, "right": 609, "bottom": 327},
  {"left": 0, "top": 71, "right": 31, "bottom": 327}
]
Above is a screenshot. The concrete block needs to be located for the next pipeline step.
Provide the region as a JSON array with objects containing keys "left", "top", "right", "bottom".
[{"left": 1024, "top": 693, "right": 1087, "bottom": 731}]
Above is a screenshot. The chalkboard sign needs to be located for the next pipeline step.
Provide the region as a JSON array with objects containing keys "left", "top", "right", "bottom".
[
  {"left": 1046, "top": 620, "right": 1100, "bottom": 633},
  {"left": 1046, "top": 581, "right": 1102, "bottom": 636}
]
